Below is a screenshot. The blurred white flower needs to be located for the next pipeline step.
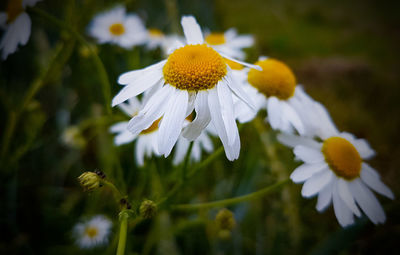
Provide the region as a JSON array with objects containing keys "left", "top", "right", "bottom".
[
  {"left": 112, "top": 16, "right": 260, "bottom": 161},
  {"left": 73, "top": 215, "right": 112, "bottom": 249},
  {"left": 205, "top": 28, "right": 254, "bottom": 60},
  {"left": 0, "top": 0, "right": 41, "bottom": 60},
  {"left": 145, "top": 28, "right": 184, "bottom": 56},
  {"left": 88, "top": 6, "right": 147, "bottom": 49},
  {"left": 278, "top": 114, "right": 394, "bottom": 227}
]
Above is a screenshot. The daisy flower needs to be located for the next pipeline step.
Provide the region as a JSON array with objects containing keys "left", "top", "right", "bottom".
[
  {"left": 88, "top": 6, "right": 147, "bottom": 49},
  {"left": 73, "top": 215, "right": 112, "bottom": 249},
  {"left": 112, "top": 16, "right": 259, "bottom": 161},
  {"left": 233, "top": 57, "right": 316, "bottom": 135},
  {"left": 0, "top": 0, "right": 41, "bottom": 60},
  {"left": 145, "top": 28, "right": 185, "bottom": 56},
  {"left": 205, "top": 28, "right": 254, "bottom": 60},
  {"left": 278, "top": 117, "right": 394, "bottom": 227}
]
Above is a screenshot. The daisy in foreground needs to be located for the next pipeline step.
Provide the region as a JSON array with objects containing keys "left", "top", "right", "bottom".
[
  {"left": 88, "top": 6, "right": 147, "bottom": 49},
  {"left": 110, "top": 97, "right": 215, "bottom": 165},
  {"left": 205, "top": 28, "right": 254, "bottom": 60},
  {"left": 278, "top": 118, "right": 394, "bottom": 227},
  {"left": 0, "top": 0, "right": 41, "bottom": 60},
  {"left": 112, "top": 16, "right": 259, "bottom": 160},
  {"left": 73, "top": 215, "right": 112, "bottom": 249},
  {"left": 233, "top": 57, "right": 315, "bottom": 135}
]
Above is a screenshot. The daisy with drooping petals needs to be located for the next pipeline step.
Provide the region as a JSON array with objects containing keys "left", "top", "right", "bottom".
[
  {"left": 0, "top": 0, "right": 41, "bottom": 60},
  {"left": 205, "top": 28, "right": 254, "bottom": 60},
  {"left": 233, "top": 57, "right": 316, "bottom": 135},
  {"left": 88, "top": 6, "right": 147, "bottom": 49},
  {"left": 112, "top": 16, "right": 260, "bottom": 161},
  {"left": 73, "top": 215, "right": 112, "bottom": 249},
  {"left": 278, "top": 115, "right": 394, "bottom": 227}
]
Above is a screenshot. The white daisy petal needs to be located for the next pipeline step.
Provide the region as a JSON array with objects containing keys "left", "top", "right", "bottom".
[
  {"left": 267, "top": 97, "right": 283, "bottom": 131},
  {"left": 114, "top": 130, "right": 136, "bottom": 146},
  {"left": 118, "top": 60, "right": 166, "bottom": 85},
  {"left": 135, "top": 136, "right": 146, "bottom": 166},
  {"left": 217, "top": 80, "right": 238, "bottom": 146},
  {"left": 181, "top": 16, "right": 204, "bottom": 44},
  {"left": 294, "top": 145, "right": 324, "bottom": 163},
  {"left": 354, "top": 139, "right": 376, "bottom": 159},
  {"left": 360, "top": 164, "right": 394, "bottom": 199},
  {"left": 301, "top": 169, "right": 333, "bottom": 198},
  {"left": 225, "top": 70, "right": 255, "bottom": 110},
  {"left": 290, "top": 162, "right": 327, "bottom": 183},
  {"left": 183, "top": 91, "right": 211, "bottom": 140},
  {"left": 337, "top": 178, "right": 361, "bottom": 217},
  {"left": 277, "top": 133, "right": 322, "bottom": 150},
  {"left": 349, "top": 179, "right": 386, "bottom": 225},
  {"left": 218, "top": 52, "right": 262, "bottom": 71},
  {"left": 316, "top": 179, "right": 333, "bottom": 212},
  {"left": 158, "top": 89, "right": 188, "bottom": 156},
  {"left": 281, "top": 102, "right": 305, "bottom": 135},
  {"left": 332, "top": 182, "right": 355, "bottom": 227},
  {"left": 172, "top": 136, "right": 189, "bottom": 165}
]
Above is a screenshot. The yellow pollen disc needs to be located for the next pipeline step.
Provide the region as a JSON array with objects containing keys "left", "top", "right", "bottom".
[
  {"left": 224, "top": 58, "right": 243, "bottom": 70},
  {"left": 322, "top": 137, "right": 362, "bottom": 180},
  {"left": 7, "top": 0, "right": 23, "bottom": 23},
  {"left": 247, "top": 59, "right": 296, "bottom": 100},
  {"left": 205, "top": 33, "right": 226, "bottom": 45},
  {"left": 85, "top": 227, "right": 99, "bottom": 238},
  {"left": 163, "top": 44, "right": 227, "bottom": 91},
  {"left": 140, "top": 118, "right": 161, "bottom": 135},
  {"left": 149, "top": 28, "right": 163, "bottom": 37},
  {"left": 109, "top": 23, "right": 125, "bottom": 36}
]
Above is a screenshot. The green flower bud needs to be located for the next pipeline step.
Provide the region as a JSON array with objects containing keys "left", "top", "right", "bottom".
[
  {"left": 215, "top": 208, "right": 236, "bottom": 231},
  {"left": 139, "top": 200, "right": 157, "bottom": 219},
  {"left": 78, "top": 172, "right": 101, "bottom": 191}
]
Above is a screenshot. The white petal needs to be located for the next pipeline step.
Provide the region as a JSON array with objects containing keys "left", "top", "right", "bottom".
[
  {"left": 290, "top": 162, "right": 327, "bottom": 183},
  {"left": 337, "top": 178, "right": 361, "bottom": 217},
  {"left": 294, "top": 145, "right": 324, "bottom": 163},
  {"left": 127, "top": 85, "right": 173, "bottom": 135},
  {"left": 182, "top": 91, "right": 211, "bottom": 140},
  {"left": 267, "top": 98, "right": 286, "bottom": 132},
  {"left": 114, "top": 130, "right": 136, "bottom": 146},
  {"left": 316, "top": 179, "right": 333, "bottom": 212},
  {"left": 282, "top": 102, "right": 305, "bottom": 135},
  {"left": 277, "top": 133, "right": 322, "bottom": 150},
  {"left": 225, "top": 70, "right": 255, "bottom": 110},
  {"left": 118, "top": 60, "right": 166, "bottom": 85},
  {"left": 301, "top": 169, "right": 333, "bottom": 197},
  {"left": 109, "top": 121, "right": 129, "bottom": 133},
  {"left": 172, "top": 136, "right": 189, "bottom": 165},
  {"left": 332, "top": 182, "right": 355, "bottom": 227},
  {"left": 158, "top": 89, "right": 188, "bottom": 156},
  {"left": 349, "top": 179, "right": 386, "bottom": 225},
  {"left": 218, "top": 52, "right": 262, "bottom": 71},
  {"left": 354, "top": 139, "right": 376, "bottom": 159},
  {"left": 181, "top": 16, "right": 204, "bottom": 44},
  {"left": 135, "top": 137, "right": 146, "bottom": 166},
  {"left": 360, "top": 164, "right": 394, "bottom": 199},
  {"left": 217, "top": 80, "right": 238, "bottom": 146}
]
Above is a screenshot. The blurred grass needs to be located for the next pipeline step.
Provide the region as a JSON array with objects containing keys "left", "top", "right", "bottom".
[{"left": 0, "top": 0, "right": 399, "bottom": 254}]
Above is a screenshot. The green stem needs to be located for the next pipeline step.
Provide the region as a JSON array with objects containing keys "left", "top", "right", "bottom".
[
  {"left": 102, "top": 180, "right": 123, "bottom": 203},
  {"left": 116, "top": 211, "right": 129, "bottom": 255},
  {"left": 181, "top": 141, "right": 194, "bottom": 181},
  {"left": 163, "top": 0, "right": 180, "bottom": 33},
  {"left": 171, "top": 178, "right": 291, "bottom": 211},
  {"left": 29, "top": 7, "right": 112, "bottom": 114}
]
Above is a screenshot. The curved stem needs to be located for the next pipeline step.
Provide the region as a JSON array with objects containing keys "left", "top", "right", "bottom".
[
  {"left": 171, "top": 178, "right": 291, "bottom": 211},
  {"left": 116, "top": 211, "right": 129, "bottom": 255},
  {"left": 102, "top": 180, "right": 123, "bottom": 203}
]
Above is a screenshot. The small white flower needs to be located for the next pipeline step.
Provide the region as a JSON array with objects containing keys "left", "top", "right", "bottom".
[
  {"left": 88, "top": 6, "right": 147, "bottom": 49},
  {"left": 73, "top": 215, "right": 112, "bottom": 249},
  {"left": 0, "top": 0, "right": 41, "bottom": 60},
  {"left": 233, "top": 57, "right": 317, "bottom": 135},
  {"left": 112, "top": 16, "right": 260, "bottom": 161},
  {"left": 204, "top": 28, "right": 254, "bottom": 60},
  {"left": 278, "top": 114, "right": 394, "bottom": 227}
]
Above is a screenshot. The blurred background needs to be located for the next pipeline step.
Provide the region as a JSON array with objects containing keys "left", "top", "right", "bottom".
[{"left": 1, "top": 0, "right": 399, "bottom": 254}]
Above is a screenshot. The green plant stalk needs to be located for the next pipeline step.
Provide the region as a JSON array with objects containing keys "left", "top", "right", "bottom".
[
  {"left": 163, "top": 0, "right": 180, "bottom": 33},
  {"left": 181, "top": 141, "right": 194, "bottom": 181},
  {"left": 29, "top": 7, "right": 112, "bottom": 115},
  {"left": 102, "top": 180, "right": 123, "bottom": 203},
  {"left": 116, "top": 211, "right": 129, "bottom": 255},
  {"left": 171, "top": 178, "right": 291, "bottom": 211}
]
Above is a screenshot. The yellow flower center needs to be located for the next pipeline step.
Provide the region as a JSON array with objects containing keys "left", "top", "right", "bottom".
[
  {"left": 109, "top": 23, "right": 125, "bottom": 36},
  {"left": 247, "top": 59, "right": 296, "bottom": 100},
  {"left": 224, "top": 58, "right": 244, "bottom": 70},
  {"left": 6, "top": 0, "right": 24, "bottom": 23},
  {"left": 163, "top": 44, "right": 227, "bottom": 91},
  {"left": 140, "top": 118, "right": 161, "bottom": 135},
  {"left": 205, "top": 33, "right": 226, "bottom": 45},
  {"left": 149, "top": 28, "right": 163, "bottom": 38},
  {"left": 322, "top": 137, "right": 362, "bottom": 180},
  {"left": 85, "top": 227, "right": 99, "bottom": 239}
]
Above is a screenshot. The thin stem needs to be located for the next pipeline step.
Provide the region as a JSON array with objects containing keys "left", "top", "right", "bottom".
[
  {"left": 163, "top": 0, "right": 180, "bottom": 33},
  {"left": 102, "top": 180, "right": 123, "bottom": 203},
  {"left": 171, "top": 178, "right": 291, "bottom": 211},
  {"left": 181, "top": 142, "right": 194, "bottom": 181},
  {"left": 29, "top": 7, "right": 112, "bottom": 114},
  {"left": 116, "top": 211, "right": 129, "bottom": 255}
]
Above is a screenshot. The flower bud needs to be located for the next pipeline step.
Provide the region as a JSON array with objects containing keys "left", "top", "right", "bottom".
[
  {"left": 215, "top": 208, "right": 236, "bottom": 231},
  {"left": 78, "top": 172, "right": 101, "bottom": 191},
  {"left": 139, "top": 200, "right": 157, "bottom": 219}
]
